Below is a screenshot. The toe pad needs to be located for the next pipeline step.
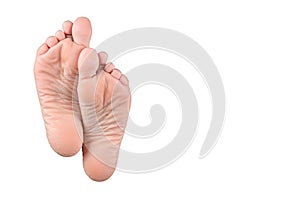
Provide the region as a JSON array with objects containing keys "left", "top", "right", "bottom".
[
  {"left": 55, "top": 30, "right": 65, "bottom": 41},
  {"left": 104, "top": 62, "right": 114, "bottom": 73},
  {"left": 111, "top": 69, "right": 122, "bottom": 79},
  {"left": 78, "top": 48, "right": 99, "bottom": 79},
  {"left": 37, "top": 43, "right": 49, "bottom": 55},
  {"left": 46, "top": 36, "right": 58, "bottom": 47},
  {"left": 62, "top": 20, "right": 73, "bottom": 34}
]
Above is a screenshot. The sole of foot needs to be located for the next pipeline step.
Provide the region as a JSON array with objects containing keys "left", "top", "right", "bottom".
[
  {"left": 34, "top": 17, "right": 92, "bottom": 157},
  {"left": 77, "top": 48, "right": 131, "bottom": 181}
]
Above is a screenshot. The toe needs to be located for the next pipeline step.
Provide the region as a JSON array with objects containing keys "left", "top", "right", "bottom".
[
  {"left": 98, "top": 51, "right": 108, "bottom": 65},
  {"left": 104, "top": 62, "right": 115, "bottom": 73},
  {"left": 72, "top": 17, "right": 92, "bottom": 47},
  {"left": 98, "top": 51, "right": 108, "bottom": 70},
  {"left": 37, "top": 43, "right": 49, "bottom": 55},
  {"left": 62, "top": 20, "right": 73, "bottom": 35},
  {"left": 78, "top": 48, "right": 99, "bottom": 79},
  {"left": 46, "top": 36, "right": 58, "bottom": 47},
  {"left": 120, "top": 75, "right": 129, "bottom": 86},
  {"left": 55, "top": 30, "right": 65, "bottom": 41},
  {"left": 111, "top": 69, "right": 122, "bottom": 79}
]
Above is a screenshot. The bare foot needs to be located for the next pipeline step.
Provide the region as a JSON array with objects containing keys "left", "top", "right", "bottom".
[
  {"left": 34, "top": 17, "right": 92, "bottom": 156},
  {"left": 77, "top": 49, "right": 131, "bottom": 181}
]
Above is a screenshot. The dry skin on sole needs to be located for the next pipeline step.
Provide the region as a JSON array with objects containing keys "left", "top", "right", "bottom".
[{"left": 34, "top": 17, "right": 131, "bottom": 181}]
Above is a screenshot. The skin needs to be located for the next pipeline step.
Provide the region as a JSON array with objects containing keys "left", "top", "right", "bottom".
[
  {"left": 78, "top": 49, "right": 131, "bottom": 181},
  {"left": 34, "top": 17, "right": 131, "bottom": 181}
]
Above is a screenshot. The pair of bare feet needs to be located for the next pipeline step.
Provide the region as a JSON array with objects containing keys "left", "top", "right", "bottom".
[{"left": 34, "top": 17, "right": 131, "bottom": 181}]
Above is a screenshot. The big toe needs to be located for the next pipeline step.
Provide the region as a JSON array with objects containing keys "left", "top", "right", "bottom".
[
  {"left": 78, "top": 48, "right": 99, "bottom": 79},
  {"left": 77, "top": 48, "right": 99, "bottom": 105},
  {"left": 72, "top": 17, "right": 92, "bottom": 47}
]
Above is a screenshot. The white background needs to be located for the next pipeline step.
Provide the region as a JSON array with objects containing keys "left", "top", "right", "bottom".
[{"left": 1, "top": 0, "right": 300, "bottom": 196}]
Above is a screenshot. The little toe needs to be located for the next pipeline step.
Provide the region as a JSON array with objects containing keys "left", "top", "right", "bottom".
[
  {"left": 55, "top": 30, "right": 65, "bottom": 41},
  {"left": 62, "top": 20, "right": 73, "bottom": 35},
  {"left": 111, "top": 69, "right": 122, "bottom": 79},
  {"left": 104, "top": 62, "right": 115, "bottom": 73},
  {"left": 46, "top": 36, "right": 58, "bottom": 47},
  {"left": 78, "top": 48, "right": 99, "bottom": 79},
  {"left": 72, "top": 17, "right": 92, "bottom": 47},
  {"left": 37, "top": 43, "right": 49, "bottom": 55},
  {"left": 120, "top": 75, "right": 129, "bottom": 86}
]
